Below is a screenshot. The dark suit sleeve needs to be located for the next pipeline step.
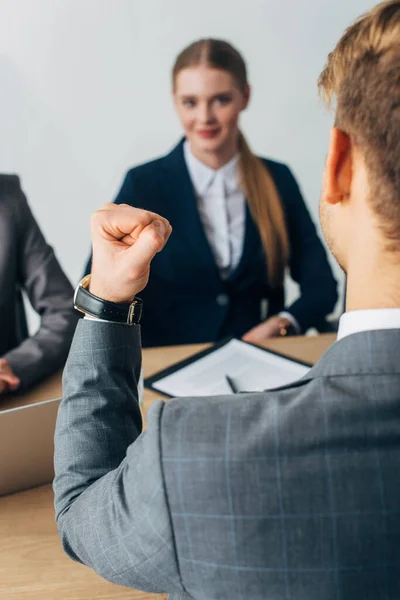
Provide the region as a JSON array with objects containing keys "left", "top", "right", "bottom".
[
  {"left": 83, "top": 171, "right": 136, "bottom": 276},
  {"left": 53, "top": 320, "right": 184, "bottom": 595},
  {"left": 3, "top": 180, "right": 79, "bottom": 387},
  {"left": 280, "top": 166, "right": 338, "bottom": 332}
]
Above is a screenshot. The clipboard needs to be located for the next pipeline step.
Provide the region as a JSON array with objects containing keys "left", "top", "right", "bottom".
[{"left": 145, "top": 337, "right": 312, "bottom": 398}]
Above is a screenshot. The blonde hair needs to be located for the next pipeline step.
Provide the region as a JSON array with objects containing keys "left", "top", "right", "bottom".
[
  {"left": 173, "top": 39, "right": 289, "bottom": 287},
  {"left": 319, "top": 1, "right": 400, "bottom": 246}
]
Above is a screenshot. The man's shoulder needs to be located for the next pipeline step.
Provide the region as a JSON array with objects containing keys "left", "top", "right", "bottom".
[
  {"left": 158, "top": 384, "right": 311, "bottom": 460},
  {"left": 157, "top": 329, "right": 400, "bottom": 460}
]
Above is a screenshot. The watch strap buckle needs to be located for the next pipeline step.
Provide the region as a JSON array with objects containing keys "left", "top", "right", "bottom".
[{"left": 127, "top": 300, "right": 142, "bottom": 325}]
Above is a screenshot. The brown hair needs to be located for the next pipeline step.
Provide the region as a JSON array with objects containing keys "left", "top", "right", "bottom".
[
  {"left": 319, "top": 1, "right": 400, "bottom": 247},
  {"left": 173, "top": 39, "right": 289, "bottom": 287}
]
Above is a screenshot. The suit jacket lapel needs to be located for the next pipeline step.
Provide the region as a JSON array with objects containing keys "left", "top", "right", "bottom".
[{"left": 160, "top": 139, "right": 221, "bottom": 280}]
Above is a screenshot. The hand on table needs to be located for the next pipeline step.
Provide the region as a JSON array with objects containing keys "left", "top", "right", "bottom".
[
  {"left": 242, "top": 316, "right": 284, "bottom": 343},
  {"left": 89, "top": 203, "right": 172, "bottom": 303},
  {"left": 0, "top": 359, "right": 20, "bottom": 394}
]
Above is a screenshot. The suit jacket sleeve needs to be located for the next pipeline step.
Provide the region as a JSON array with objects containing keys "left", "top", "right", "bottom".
[
  {"left": 53, "top": 320, "right": 184, "bottom": 595},
  {"left": 3, "top": 179, "right": 79, "bottom": 387},
  {"left": 281, "top": 166, "right": 338, "bottom": 331}
]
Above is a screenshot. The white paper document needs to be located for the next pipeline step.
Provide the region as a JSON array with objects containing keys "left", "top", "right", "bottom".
[{"left": 149, "top": 339, "right": 310, "bottom": 397}]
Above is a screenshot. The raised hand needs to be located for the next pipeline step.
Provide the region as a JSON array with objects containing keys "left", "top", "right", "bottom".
[{"left": 89, "top": 203, "right": 172, "bottom": 303}]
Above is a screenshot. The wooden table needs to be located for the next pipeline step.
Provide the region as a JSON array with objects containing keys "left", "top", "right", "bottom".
[{"left": 0, "top": 334, "right": 335, "bottom": 600}]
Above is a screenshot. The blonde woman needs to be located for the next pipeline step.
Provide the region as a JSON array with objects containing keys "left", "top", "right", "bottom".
[{"left": 84, "top": 39, "right": 337, "bottom": 347}]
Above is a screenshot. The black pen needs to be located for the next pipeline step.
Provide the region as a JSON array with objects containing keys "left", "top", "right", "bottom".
[{"left": 225, "top": 374, "right": 240, "bottom": 393}]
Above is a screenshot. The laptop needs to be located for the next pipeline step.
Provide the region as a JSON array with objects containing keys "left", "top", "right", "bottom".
[{"left": 0, "top": 397, "right": 61, "bottom": 496}]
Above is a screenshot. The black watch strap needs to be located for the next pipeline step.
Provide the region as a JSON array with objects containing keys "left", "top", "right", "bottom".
[{"left": 74, "top": 277, "right": 143, "bottom": 325}]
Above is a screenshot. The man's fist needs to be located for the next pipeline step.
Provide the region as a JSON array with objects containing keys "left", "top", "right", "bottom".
[
  {"left": 0, "top": 359, "right": 20, "bottom": 395},
  {"left": 89, "top": 203, "right": 172, "bottom": 303}
]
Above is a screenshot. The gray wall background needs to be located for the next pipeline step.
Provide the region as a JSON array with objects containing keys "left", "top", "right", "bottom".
[{"left": 0, "top": 0, "right": 377, "bottom": 329}]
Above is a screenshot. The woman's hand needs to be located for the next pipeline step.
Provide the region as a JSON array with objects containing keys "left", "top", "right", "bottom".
[
  {"left": 242, "top": 316, "right": 285, "bottom": 343},
  {"left": 0, "top": 359, "right": 20, "bottom": 395}
]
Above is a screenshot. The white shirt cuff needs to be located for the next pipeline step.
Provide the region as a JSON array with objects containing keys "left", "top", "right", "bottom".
[{"left": 83, "top": 315, "right": 128, "bottom": 325}]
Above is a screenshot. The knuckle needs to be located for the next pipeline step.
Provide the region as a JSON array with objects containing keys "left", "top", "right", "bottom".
[
  {"left": 148, "top": 228, "right": 161, "bottom": 244},
  {"left": 141, "top": 208, "right": 155, "bottom": 221},
  {"left": 144, "top": 229, "right": 163, "bottom": 250},
  {"left": 123, "top": 206, "right": 150, "bottom": 224}
]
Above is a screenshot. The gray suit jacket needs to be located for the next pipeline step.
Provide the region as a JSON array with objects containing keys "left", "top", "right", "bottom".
[
  {"left": 54, "top": 320, "right": 400, "bottom": 600},
  {"left": 0, "top": 175, "right": 78, "bottom": 388}
]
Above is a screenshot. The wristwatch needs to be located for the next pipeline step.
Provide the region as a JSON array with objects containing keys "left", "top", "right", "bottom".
[
  {"left": 74, "top": 275, "right": 143, "bottom": 325},
  {"left": 277, "top": 317, "right": 297, "bottom": 337}
]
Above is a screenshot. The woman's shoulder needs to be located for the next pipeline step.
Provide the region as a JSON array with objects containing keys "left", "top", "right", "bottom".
[
  {"left": 124, "top": 140, "right": 184, "bottom": 184},
  {"left": 258, "top": 156, "right": 292, "bottom": 178},
  {"left": 124, "top": 155, "right": 166, "bottom": 182},
  {"left": 257, "top": 157, "right": 306, "bottom": 212},
  {"left": 258, "top": 156, "right": 300, "bottom": 191},
  {"left": 115, "top": 141, "right": 185, "bottom": 206},
  {"left": 116, "top": 157, "right": 167, "bottom": 205}
]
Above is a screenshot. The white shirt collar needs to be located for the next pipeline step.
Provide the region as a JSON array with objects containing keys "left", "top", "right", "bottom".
[
  {"left": 337, "top": 308, "right": 400, "bottom": 340},
  {"left": 183, "top": 140, "right": 240, "bottom": 196}
]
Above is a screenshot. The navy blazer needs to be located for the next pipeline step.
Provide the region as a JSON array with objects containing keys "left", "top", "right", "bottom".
[{"left": 85, "top": 140, "right": 337, "bottom": 347}]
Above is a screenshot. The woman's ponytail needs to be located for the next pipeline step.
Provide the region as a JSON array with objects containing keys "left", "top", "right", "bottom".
[{"left": 238, "top": 132, "right": 289, "bottom": 288}]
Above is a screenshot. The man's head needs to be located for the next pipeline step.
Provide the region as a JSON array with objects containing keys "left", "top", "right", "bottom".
[{"left": 318, "top": 1, "right": 400, "bottom": 275}]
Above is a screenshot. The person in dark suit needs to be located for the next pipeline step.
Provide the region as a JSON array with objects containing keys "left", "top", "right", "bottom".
[
  {"left": 55, "top": 2, "right": 400, "bottom": 598},
  {"left": 84, "top": 39, "right": 337, "bottom": 347},
  {"left": 0, "top": 175, "right": 78, "bottom": 394}
]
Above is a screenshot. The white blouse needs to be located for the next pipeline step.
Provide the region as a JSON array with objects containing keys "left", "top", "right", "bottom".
[{"left": 183, "top": 141, "right": 245, "bottom": 279}]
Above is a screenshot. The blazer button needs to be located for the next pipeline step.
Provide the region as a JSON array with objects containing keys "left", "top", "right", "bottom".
[{"left": 216, "top": 293, "right": 229, "bottom": 307}]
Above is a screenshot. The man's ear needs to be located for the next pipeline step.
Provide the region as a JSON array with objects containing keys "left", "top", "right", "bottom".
[{"left": 325, "top": 128, "right": 352, "bottom": 205}]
